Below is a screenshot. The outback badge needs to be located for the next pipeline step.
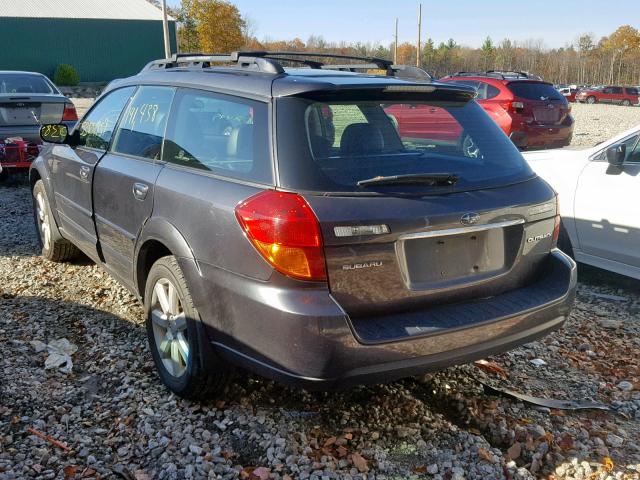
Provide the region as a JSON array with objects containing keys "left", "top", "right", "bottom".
[{"left": 460, "top": 212, "right": 480, "bottom": 226}]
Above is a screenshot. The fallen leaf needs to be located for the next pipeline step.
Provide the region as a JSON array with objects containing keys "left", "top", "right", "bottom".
[
  {"left": 336, "top": 446, "right": 348, "bottom": 458},
  {"left": 351, "top": 453, "right": 369, "bottom": 472},
  {"left": 63, "top": 466, "right": 77, "bottom": 480},
  {"left": 603, "top": 457, "right": 614, "bottom": 472},
  {"left": 478, "top": 447, "right": 494, "bottom": 462},
  {"left": 474, "top": 359, "right": 508, "bottom": 378},
  {"left": 413, "top": 465, "right": 427, "bottom": 473},
  {"left": 344, "top": 433, "right": 353, "bottom": 440},
  {"left": 250, "top": 467, "right": 270, "bottom": 480},
  {"left": 558, "top": 434, "right": 574, "bottom": 451},
  {"left": 323, "top": 436, "right": 336, "bottom": 447},
  {"left": 507, "top": 442, "right": 521, "bottom": 460}
]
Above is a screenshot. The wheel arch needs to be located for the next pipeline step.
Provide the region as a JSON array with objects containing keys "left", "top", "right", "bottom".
[{"left": 135, "top": 218, "right": 200, "bottom": 301}]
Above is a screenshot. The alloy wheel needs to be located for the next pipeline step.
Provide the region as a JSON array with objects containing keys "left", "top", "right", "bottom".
[
  {"left": 150, "top": 278, "right": 189, "bottom": 377},
  {"left": 36, "top": 192, "right": 51, "bottom": 251}
]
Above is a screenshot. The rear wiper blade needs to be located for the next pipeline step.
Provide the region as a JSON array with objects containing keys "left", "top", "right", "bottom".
[{"left": 357, "top": 173, "right": 459, "bottom": 187}]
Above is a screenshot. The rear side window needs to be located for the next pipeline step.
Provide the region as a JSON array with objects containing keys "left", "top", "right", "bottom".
[
  {"left": 626, "top": 87, "right": 638, "bottom": 95},
  {"left": 507, "top": 82, "right": 563, "bottom": 101},
  {"left": 447, "top": 80, "right": 499, "bottom": 100},
  {"left": 610, "top": 87, "right": 623, "bottom": 94},
  {"left": 162, "top": 89, "right": 271, "bottom": 183},
  {"left": 277, "top": 94, "right": 533, "bottom": 193},
  {"left": 112, "top": 86, "right": 175, "bottom": 160},
  {"left": 0, "top": 73, "right": 54, "bottom": 94},
  {"left": 77, "top": 87, "right": 135, "bottom": 151}
]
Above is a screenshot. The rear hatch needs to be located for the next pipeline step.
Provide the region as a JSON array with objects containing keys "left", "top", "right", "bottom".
[
  {"left": 0, "top": 73, "right": 66, "bottom": 127},
  {"left": 275, "top": 86, "right": 558, "bottom": 316},
  {"left": 506, "top": 81, "right": 570, "bottom": 126},
  {"left": 0, "top": 95, "right": 66, "bottom": 127}
]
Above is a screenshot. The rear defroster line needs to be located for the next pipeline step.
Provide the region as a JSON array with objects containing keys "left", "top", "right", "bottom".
[{"left": 480, "top": 382, "right": 611, "bottom": 411}]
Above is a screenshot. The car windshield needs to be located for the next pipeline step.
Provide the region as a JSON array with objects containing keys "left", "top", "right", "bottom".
[
  {"left": 507, "top": 82, "right": 563, "bottom": 101},
  {"left": 0, "top": 73, "right": 55, "bottom": 94},
  {"left": 276, "top": 93, "right": 534, "bottom": 194}
]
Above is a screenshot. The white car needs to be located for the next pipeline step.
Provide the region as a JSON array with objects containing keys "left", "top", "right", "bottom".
[{"left": 524, "top": 126, "right": 640, "bottom": 279}]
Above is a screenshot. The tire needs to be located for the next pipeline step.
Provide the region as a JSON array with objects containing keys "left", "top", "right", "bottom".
[
  {"left": 622, "top": 99, "right": 631, "bottom": 107},
  {"left": 32, "top": 180, "right": 79, "bottom": 262},
  {"left": 557, "top": 223, "right": 574, "bottom": 259},
  {"left": 144, "top": 255, "right": 230, "bottom": 399},
  {"left": 586, "top": 96, "right": 597, "bottom": 104}
]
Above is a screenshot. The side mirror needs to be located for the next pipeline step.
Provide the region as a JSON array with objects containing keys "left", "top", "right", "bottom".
[
  {"left": 606, "top": 144, "right": 626, "bottom": 166},
  {"left": 40, "top": 124, "right": 69, "bottom": 144}
]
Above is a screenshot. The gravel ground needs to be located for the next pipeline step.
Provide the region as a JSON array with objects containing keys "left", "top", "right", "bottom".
[
  {"left": 567, "top": 103, "right": 640, "bottom": 148},
  {"left": 1, "top": 105, "right": 640, "bottom": 480}
]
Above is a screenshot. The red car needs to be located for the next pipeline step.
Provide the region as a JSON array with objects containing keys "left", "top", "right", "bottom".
[
  {"left": 438, "top": 71, "right": 574, "bottom": 149},
  {"left": 576, "top": 86, "right": 639, "bottom": 106}
]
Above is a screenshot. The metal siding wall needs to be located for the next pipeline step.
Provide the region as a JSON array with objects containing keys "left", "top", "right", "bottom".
[{"left": 0, "top": 18, "right": 177, "bottom": 82}]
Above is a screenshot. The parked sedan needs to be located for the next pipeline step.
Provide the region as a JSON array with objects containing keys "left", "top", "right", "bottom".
[
  {"left": 524, "top": 126, "right": 640, "bottom": 279},
  {"left": 0, "top": 71, "right": 78, "bottom": 177}
]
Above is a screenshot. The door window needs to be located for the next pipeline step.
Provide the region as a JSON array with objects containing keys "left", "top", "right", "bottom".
[
  {"left": 162, "top": 89, "right": 272, "bottom": 183},
  {"left": 593, "top": 134, "right": 639, "bottom": 161},
  {"left": 76, "top": 87, "right": 135, "bottom": 151},
  {"left": 112, "top": 86, "right": 175, "bottom": 160},
  {"left": 610, "top": 87, "right": 623, "bottom": 94},
  {"left": 626, "top": 137, "right": 640, "bottom": 164}
]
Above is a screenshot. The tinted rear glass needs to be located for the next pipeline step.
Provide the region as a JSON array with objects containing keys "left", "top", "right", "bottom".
[
  {"left": 276, "top": 94, "right": 533, "bottom": 194},
  {"left": 626, "top": 87, "right": 638, "bottom": 95},
  {"left": 0, "top": 74, "right": 54, "bottom": 94},
  {"left": 507, "top": 82, "right": 563, "bottom": 101}
]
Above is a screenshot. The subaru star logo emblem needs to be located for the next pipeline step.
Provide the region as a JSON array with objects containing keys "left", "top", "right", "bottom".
[{"left": 460, "top": 212, "right": 480, "bottom": 225}]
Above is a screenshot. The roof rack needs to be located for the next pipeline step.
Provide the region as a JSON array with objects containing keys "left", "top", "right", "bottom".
[
  {"left": 444, "top": 70, "right": 542, "bottom": 81},
  {"left": 141, "top": 51, "right": 432, "bottom": 81}
]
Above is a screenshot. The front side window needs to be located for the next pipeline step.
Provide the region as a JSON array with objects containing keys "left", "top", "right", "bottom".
[
  {"left": 112, "top": 86, "right": 175, "bottom": 160},
  {"left": 594, "top": 134, "right": 639, "bottom": 162},
  {"left": 77, "top": 87, "right": 135, "bottom": 151},
  {"left": 162, "top": 89, "right": 271, "bottom": 183},
  {"left": 277, "top": 93, "right": 533, "bottom": 193},
  {"left": 625, "top": 136, "right": 640, "bottom": 163}
]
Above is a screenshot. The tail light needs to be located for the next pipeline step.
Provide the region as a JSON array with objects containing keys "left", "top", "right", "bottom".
[
  {"left": 62, "top": 103, "right": 78, "bottom": 121},
  {"left": 235, "top": 190, "right": 327, "bottom": 281},
  {"left": 501, "top": 101, "right": 525, "bottom": 114}
]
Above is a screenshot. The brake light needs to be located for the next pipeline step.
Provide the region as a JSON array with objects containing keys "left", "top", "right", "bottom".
[
  {"left": 235, "top": 190, "right": 327, "bottom": 281},
  {"left": 62, "top": 103, "right": 78, "bottom": 121}
]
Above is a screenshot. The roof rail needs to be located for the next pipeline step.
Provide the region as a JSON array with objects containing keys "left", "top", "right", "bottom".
[
  {"left": 444, "top": 70, "right": 542, "bottom": 81},
  {"left": 141, "top": 50, "right": 432, "bottom": 81}
]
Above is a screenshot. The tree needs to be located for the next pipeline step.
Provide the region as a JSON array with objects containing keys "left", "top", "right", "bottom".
[
  {"left": 481, "top": 36, "right": 495, "bottom": 69},
  {"left": 601, "top": 25, "right": 640, "bottom": 83},
  {"left": 189, "top": 0, "right": 245, "bottom": 53},
  {"left": 396, "top": 42, "right": 417, "bottom": 65},
  {"left": 175, "top": 0, "right": 199, "bottom": 52}
]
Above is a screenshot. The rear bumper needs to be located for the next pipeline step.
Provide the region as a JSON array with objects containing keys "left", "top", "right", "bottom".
[
  {"left": 0, "top": 122, "right": 75, "bottom": 169},
  {"left": 510, "top": 122, "right": 574, "bottom": 149},
  {"left": 189, "top": 249, "right": 576, "bottom": 390}
]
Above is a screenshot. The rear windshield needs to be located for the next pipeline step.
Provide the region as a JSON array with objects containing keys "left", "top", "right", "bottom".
[
  {"left": 276, "top": 94, "right": 534, "bottom": 194},
  {"left": 507, "top": 82, "right": 563, "bottom": 101},
  {"left": 0, "top": 74, "right": 55, "bottom": 95}
]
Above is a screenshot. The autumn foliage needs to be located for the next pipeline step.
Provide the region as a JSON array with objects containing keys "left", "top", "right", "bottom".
[{"left": 188, "top": 0, "right": 245, "bottom": 53}]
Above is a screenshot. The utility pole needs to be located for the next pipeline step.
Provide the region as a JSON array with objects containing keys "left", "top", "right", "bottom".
[
  {"left": 417, "top": 4, "right": 422, "bottom": 67},
  {"left": 394, "top": 18, "right": 398, "bottom": 64},
  {"left": 161, "top": 0, "right": 171, "bottom": 58}
]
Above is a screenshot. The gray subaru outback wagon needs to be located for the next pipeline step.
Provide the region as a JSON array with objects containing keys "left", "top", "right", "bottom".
[{"left": 32, "top": 52, "right": 576, "bottom": 398}]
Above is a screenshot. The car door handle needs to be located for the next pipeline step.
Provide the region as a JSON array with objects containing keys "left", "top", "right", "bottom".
[
  {"left": 132, "top": 183, "right": 149, "bottom": 201},
  {"left": 79, "top": 166, "right": 90, "bottom": 180}
]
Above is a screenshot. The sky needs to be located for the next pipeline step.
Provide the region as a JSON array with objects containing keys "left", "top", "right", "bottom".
[{"left": 165, "top": 0, "right": 634, "bottom": 49}]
